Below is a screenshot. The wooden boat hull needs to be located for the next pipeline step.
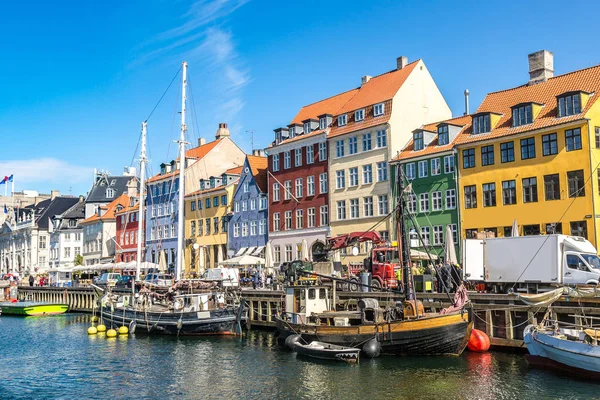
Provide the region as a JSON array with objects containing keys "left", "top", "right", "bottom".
[
  {"left": 524, "top": 325, "right": 600, "bottom": 378},
  {"left": 294, "top": 341, "right": 360, "bottom": 363},
  {"left": 0, "top": 302, "right": 68, "bottom": 316},
  {"left": 277, "top": 308, "right": 472, "bottom": 356},
  {"left": 101, "top": 305, "right": 247, "bottom": 336}
]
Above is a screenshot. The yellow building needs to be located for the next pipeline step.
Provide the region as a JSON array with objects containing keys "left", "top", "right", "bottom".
[
  {"left": 184, "top": 168, "right": 240, "bottom": 277},
  {"left": 457, "top": 50, "right": 600, "bottom": 248}
]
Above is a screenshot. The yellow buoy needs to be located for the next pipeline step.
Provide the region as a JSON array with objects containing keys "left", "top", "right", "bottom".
[
  {"left": 118, "top": 326, "right": 129, "bottom": 335},
  {"left": 106, "top": 329, "right": 117, "bottom": 338},
  {"left": 91, "top": 316, "right": 99, "bottom": 323},
  {"left": 97, "top": 324, "right": 107, "bottom": 332},
  {"left": 87, "top": 326, "right": 98, "bottom": 335}
]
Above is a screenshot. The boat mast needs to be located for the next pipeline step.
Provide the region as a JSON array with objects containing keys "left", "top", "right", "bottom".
[
  {"left": 175, "top": 61, "right": 188, "bottom": 282},
  {"left": 394, "top": 164, "right": 414, "bottom": 300},
  {"left": 136, "top": 121, "right": 148, "bottom": 281}
]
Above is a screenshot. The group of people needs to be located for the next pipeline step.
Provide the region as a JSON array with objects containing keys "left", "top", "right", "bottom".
[{"left": 410, "top": 260, "right": 463, "bottom": 294}]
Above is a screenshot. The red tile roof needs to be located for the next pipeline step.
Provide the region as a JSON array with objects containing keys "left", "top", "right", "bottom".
[
  {"left": 146, "top": 139, "right": 224, "bottom": 183},
  {"left": 246, "top": 155, "right": 268, "bottom": 192},
  {"left": 328, "top": 99, "right": 393, "bottom": 138},
  {"left": 455, "top": 63, "right": 600, "bottom": 146},
  {"left": 226, "top": 166, "right": 243, "bottom": 175},
  {"left": 81, "top": 193, "right": 130, "bottom": 224},
  {"left": 393, "top": 115, "right": 472, "bottom": 162},
  {"left": 290, "top": 89, "right": 359, "bottom": 125}
]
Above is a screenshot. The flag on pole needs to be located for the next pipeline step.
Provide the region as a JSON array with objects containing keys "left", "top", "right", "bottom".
[
  {"left": 7, "top": 175, "right": 13, "bottom": 182},
  {"left": 0, "top": 176, "right": 7, "bottom": 185}
]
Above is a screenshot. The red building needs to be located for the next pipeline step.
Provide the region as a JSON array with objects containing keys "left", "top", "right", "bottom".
[
  {"left": 268, "top": 90, "right": 357, "bottom": 265},
  {"left": 115, "top": 197, "right": 143, "bottom": 263}
]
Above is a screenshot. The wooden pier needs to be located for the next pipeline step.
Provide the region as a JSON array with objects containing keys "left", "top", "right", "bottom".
[{"left": 16, "top": 286, "right": 600, "bottom": 349}]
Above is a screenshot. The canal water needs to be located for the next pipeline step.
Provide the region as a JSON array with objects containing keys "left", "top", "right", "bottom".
[{"left": 1, "top": 314, "right": 598, "bottom": 400}]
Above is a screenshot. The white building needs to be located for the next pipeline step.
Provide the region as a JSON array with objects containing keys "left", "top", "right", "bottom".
[
  {"left": 49, "top": 199, "right": 85, "bottom": 269},
  {"left": 0, "top": 194, "right": 80, "bottom": 275}
]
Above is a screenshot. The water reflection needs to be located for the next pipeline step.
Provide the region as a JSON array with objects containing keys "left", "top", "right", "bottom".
[{"left": 2, "top": 315, "right": 600, "bottom": 399}]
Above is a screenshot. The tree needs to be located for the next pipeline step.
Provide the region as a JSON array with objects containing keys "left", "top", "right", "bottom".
[{"left": 74, "top": 254, "right": 84, "bottom": 266}]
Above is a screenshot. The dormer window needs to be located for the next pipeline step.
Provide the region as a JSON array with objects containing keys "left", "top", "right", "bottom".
[
  {"left": 438, "top": 125, "right": 449, "bottom": 145},
  {"left": 319, "top": 117, "right": 327, "bottom": 130},
  {"left": 374, "top": 103, "right": 384, "bottom": 117},
  {"left": 414, "top": 131, "right": 424, "bottom": 151},
  {"left": 473, "top": 114, "right": 491, "bottom": 134},
  {"left": 355, "top": 109, "right": 365, "bottom": 122},
  {"left": 106, "top": 188, "right": 114, "bottom": 198},
  {"left": 558, "top": 93, "right": 581, "bottom": 117},
  {"left": 512, "top": 104, "right": 533, "bottom": 127},
  {"left": 304, "top": 122, "right": 311, "bottom": 134},
  {"left": 275, "top": 131, "right": 282, "bottom": 144},
  {"left": 338, "top": 114, "right": 347, "bottom": 127},
  {"left": 289, "top": 127, "right": 295, "bottom": 138}
]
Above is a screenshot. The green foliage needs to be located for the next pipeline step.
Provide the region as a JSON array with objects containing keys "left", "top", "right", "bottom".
[{"left": 74, "top": 254, "right": 84, "bottom": 266}]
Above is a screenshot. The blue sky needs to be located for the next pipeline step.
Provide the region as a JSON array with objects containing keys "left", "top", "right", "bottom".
[{"left": 0, "top": 0, "right": 599, "bottom": 196}]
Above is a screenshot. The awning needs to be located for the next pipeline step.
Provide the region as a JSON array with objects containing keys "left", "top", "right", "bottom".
[
  {"left": 252, "top": 246, "right": 264, "bottom": 256},
  {"left": 246, "top": 246, "right": 256, "bottom": 256},
  {"left": 410, "top": 249, "right": 438, "bottom": 261},
  {"left": 234, "top": 247, "right": 247, "bottom": 257},
  {"left": 219, "top": 254, "right": 265, "bottom": 266}
]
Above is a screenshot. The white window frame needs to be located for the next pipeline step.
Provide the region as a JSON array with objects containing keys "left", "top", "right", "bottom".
[
  {"left": 319, "top": 142, "right": 327, "bottom": 161},
  {"left": 419, "top": 193, "right": 430, "bottom": 212},
  {"left": 406, "top": 163, "right": 416, "bottom": 180},
  {"left": 259, "top": 219, "right": 266, "bottom": 235},
  {"left": 272, "top": 154, "right": 280, "bottom": 171},
  {"left": 431, "top": 158, "right": 441, "bottom": 176},
  {"left": 445, "top": 189, "right": 456, "bottom": 210},
  {"left": 295, "top": 148, "right": 302, "bottom": 167},
  {"left": 336, "top": 170, "right": 345, "bottom": 189},
  {"left": 307, "top": 208, "right": 315, "bottom": 228},
  {"left": 418, "top": 160, "right": 428, "bottom": 178},
  {"left": 374, "top": 103, "right": 385, "bottom": 117},
  {"left": 350, "top": 198, "right": 359, "bottom": 219},
  {"left": 444, "top": 156, "right": 455, "bottom": 174},
  {"left": 285, "top": 211, "right": 292, "bottom": 230},
  {"left": 284, "top": 151, "right": 291, "bottom": 169},
  {"left": 284, "top": 181, "right": 292, "bottom": 200},
  {"left": 363, "top": 196, "right": 373, "bottom": 217},
  {"left": 295, "top": 209, "right": 303, "bottom": 229},
  {"left": 273, "top": 213, "right": 280, "bottom": 232},
  {"left": 272, "top": 183, "right": 280, "bottom": 202},
  {"left": 355, "top": 109, "right": 365, "bottom": 122},
  {"left": 378, "top": 195, "right": 389, "bottom": 215},
  {"left": 337, "top": 200, "right": 346, "bottom": 220},
  {"left": 377, "top": 162, "right": 388, "bottom": 182},
  {"left": 348, "top": 137, "right": 358, "bottom": 155},
  {"left": 336, "top": 140, "right": 345, "bottom": 158},
  {"left": 420, "top": 226, "right": 431, "bottom": 246},
  {"left": 362, "top": 165, "right": 373, "bottom": 184},
  {"left": 362, "top": 133, "right": 372, "bottom": 152},
  {"left": 433, "top": 225, "right": 444, "bottom": 246},
  {"left": 407, "top": 193, "right": 417, "bottom": 214},
  {"left": 320, "top": 205, "right": 329, "bottom": 226},
  {"left": 349, "top": 167, "right": 358, "bottom": 187},
  {"left": 320, "top": 173, "right": 328, "bottom": 194},
  {"left": 376, "top": 129, "right": 387, "bottom": 148},
  {"left": 250, "top": 198, "right": 256, "bottom": 210},
  {"left": 338, "top": 114, "right": 347, "bottom": 126},
  {"left": 306, "top": 145, "right": 314, "bottom": 164},
  {"left": 295, "top": 178, "right": 303, "bottom": 198},
  {"left": 432, "top": 191, "right": 442, "bottom": 211},
  {"left": 307, "top": 176, "right": 315, "bottom": 196},
  {"left": 250, "top": 220, "right": 257, "bottom": 236}
]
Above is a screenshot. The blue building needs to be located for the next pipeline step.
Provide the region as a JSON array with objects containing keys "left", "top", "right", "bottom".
[{"left": 228, "top": 154, "right": 269, "bottom": 258}]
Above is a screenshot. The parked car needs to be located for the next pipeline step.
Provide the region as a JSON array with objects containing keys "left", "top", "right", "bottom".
[
  {"left": 95, "top": 273, "right": 122, "bottom": 287},
  {"left": 116, "top": 275, "right": 134, "bottom": 288},
  {"left": 143, "top": 274, "right": 174, "bottom": 287}
]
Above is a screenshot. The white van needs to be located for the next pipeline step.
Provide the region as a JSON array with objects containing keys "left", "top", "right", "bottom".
[{"left": 201, "top": 268, "right": 240, "bottom": 287}]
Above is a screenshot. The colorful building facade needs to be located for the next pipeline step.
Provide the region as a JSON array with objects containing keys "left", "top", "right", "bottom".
[
  {"left": 391, "top": 116, "right": 469, "bottom": 261},
  {"left": 228, "top": 154, "right": 269, "bottom": 258},
  {"left": 145, "top": 123, "right": 245, "bottom": 271},
  {"left": 114, "top": 195, "right": 142, "bottom": 263},
  {"left": 184, "top": 169, "right": 240, "bottom": 276},
  {"left": 327, "top": 57, "right": 452, "bottom": 266},
  {"left": 456, "top": 51, "right": 600, "bottom": 248}
]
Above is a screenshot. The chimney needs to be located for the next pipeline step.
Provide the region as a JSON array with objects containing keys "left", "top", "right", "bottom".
[
  {"left": 396, "top": 56, "right": 408, "bottom": 70},
  {"left": 361, "top": 75, "right": 372, "bottom": 86},
  {"left": 528, "top": 50, "right": 554, "bottom": 85},
  {"left": 50, "top": 190, "right": 59, "bottom": 200},
  {"left": 464, "top": 89, "right": 470, "bottom": 115},
  {"left": 215, "top": 123, "right": 230, "bottom": 140},
  {"left": 198, "top": 138, "right": 206, "bottom": 146},
  {"left": 252, "top": 149, "right": 266, "bottom": 157},
  {"left": 126, "top": 179, "right": 137, "bottom": 197}
]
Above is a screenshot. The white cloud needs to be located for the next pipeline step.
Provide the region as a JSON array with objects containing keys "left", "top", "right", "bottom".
[
  {"left": 0, "top": 158, "right": 93, "bottom": 188},
  {"left": 136, "top": 0, "right": 250, "bottom": 124}
]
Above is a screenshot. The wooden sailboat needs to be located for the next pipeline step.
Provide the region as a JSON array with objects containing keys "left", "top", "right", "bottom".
[
  {"left": 100, "top": 62, "right": 247, "bottom": 335},
  {"left": 276, "top": 165, "right": 473, "bottom": 356}
]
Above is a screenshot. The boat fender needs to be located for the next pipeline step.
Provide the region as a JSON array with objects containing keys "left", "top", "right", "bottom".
[
  {"left": 118, "top": 326, "right": 129, "bottom": 335},
  {"left": 87, "top": 326, "right": 98, "bottom": 335},
  {"left": 467, "top": 329, "right": 490, "bottom": 352},
  {"left": 129, "top": 320, "right": 137, "bottom": 334},
  {"left": 91, "top": 316, "right": 99, "bottom": 323},
  {"left": 176, "top": 319, "right": 183, "bottom": 330},
  {"left": 362, "top": 338, "right": 381, "bottom": 358},
  {"left": 97, "top": 324, "right": 107, "bottom": 332},
  {"left": 285, "top": 334, "right": 302, "bottom": 350},
  {"left": 106, "top": 329, "right": 117, "bottom": 338}
]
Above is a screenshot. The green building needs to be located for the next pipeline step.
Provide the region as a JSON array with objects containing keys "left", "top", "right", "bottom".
[{"left": 390, "top": 115, "right": 471, "bottom": 263}]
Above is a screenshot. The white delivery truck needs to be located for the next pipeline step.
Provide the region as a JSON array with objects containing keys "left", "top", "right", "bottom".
[{"left": 463, "top": 235, "right": 600, "bottom": 293}]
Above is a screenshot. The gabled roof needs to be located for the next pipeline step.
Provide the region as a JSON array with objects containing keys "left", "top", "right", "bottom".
[
  {"left": 185, "top": 179, "right": 239, "bottom": 198},
  {"left": 393, "top": 115, "right": 472, "bottom": 162},
  {"left": 81, "top": 193, "right": 129, "bottom": 224},
  {"left": 455, "top": 63, "right": 600, "bottom": 146},
  {"left": 86, "top": 175, "right": 135, "bottom": 203},
  {"left": 225, "top": 166, "right": 243, "bottom": 175},
  {"left": 290, "top": 89, "right": 359, "bottom": 125},
  {"left": 246, "top": 155, "right": 268, "bottom": 192},
  {"left": 147, "top": 138, "right": 224, "bottom": 183},
  {"left": 61, "top": 200, "right": 85, "bottom": 220},
  {"left": 35, "top": 197, "right": 80, "bottom": 229}
]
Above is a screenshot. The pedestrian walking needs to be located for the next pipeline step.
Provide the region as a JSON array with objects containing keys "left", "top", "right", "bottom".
[{"left": 29, "top": 275, "right": 34, "bottom": 287}]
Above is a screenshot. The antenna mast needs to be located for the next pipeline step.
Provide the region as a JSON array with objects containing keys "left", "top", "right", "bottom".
[{"left": 175, "top": 61, "right": 188, "bottom": 281}]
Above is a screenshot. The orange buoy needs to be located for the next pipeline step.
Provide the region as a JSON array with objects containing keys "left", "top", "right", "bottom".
[{"left": 468, "top": 329, "right": 490, "bottom": 352}]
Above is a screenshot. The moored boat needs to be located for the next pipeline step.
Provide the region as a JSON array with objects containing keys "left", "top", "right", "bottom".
[
  {"left": 0, "top": 301, "right": 68, "bottom": 316},
  {"left": 524, "top": 322, "right": 600, "bottom": 379},
  {"left": 294, "top": 340, "right": 360, "bottom": 363}
]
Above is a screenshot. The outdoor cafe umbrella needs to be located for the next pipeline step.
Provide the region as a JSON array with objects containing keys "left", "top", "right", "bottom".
[
  {"left": 218, "top": 254, "right": 265, "bottom": 267},
  {"left": 511, "top": 219, "right": 519, "bottom": 237},
  {"left": 301, "top": 238, "right": 309, "bottom": 261},
  {"left": 444, "top": 225, "right": 458, "bottom": 265},
  {"left": 158, "top": 251, "right": 167, "bottom": 272},
  {"left": 264, "top": 242, "right": 273, "bottom": 273}
]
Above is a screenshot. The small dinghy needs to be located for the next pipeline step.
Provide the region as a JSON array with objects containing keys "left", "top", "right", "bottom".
[{"left": 294, "top": 341, "right": 360, "bottom": 363}]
